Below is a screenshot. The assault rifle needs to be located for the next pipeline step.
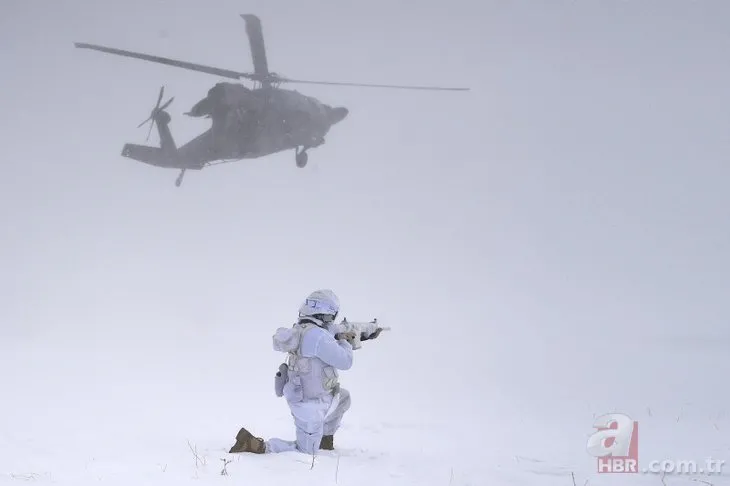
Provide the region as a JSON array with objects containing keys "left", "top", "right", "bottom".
[{"left": 335, "top": 318, "right": 390, "bottom": 349}]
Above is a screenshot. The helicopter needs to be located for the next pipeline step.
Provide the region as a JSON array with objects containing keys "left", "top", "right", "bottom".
[{"left": 75, "top": 14, "right": 470, "bottom": 187}]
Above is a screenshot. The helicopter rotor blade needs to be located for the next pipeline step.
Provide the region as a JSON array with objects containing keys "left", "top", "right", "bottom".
[
  {"left": 277, "top": 77, "right": 470, "bottom": 91},
  {"left": 137, "top": 117, "right": 152, "bottom": 129},
  {"left": 74, "top": 42, "right": 258, "bottom": 81},
  {"left": 159, "top": 96, "right": 174, "bottom": 112},
  {"left": 74, "top": 42, "right": 470, "bottom": 91},
  {"left": 155, "top": 85, "right": 165, "bottom": 107},
  {"left": 145, "top": 118, "right": 155, "bottom": 141},
  {"left": 241, "top": 15, "right": 270, "bottom": 79}
]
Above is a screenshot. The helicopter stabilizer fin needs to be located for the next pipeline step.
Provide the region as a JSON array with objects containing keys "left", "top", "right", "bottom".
[{"left": 121, "top": 144, "right": 177, "bottom": 168}]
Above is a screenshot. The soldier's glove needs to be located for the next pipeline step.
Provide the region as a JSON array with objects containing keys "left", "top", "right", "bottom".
[
  {"left": 335, "top": 331, "right": 357, "bottom": 346},
  {"left": 361, "top": 327, "right": 383, "bottom": 341}
]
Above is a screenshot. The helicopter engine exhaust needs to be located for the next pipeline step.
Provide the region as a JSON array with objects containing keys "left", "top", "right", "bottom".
[{"left": 186, "top": 82, "right": 263, "bottom": 118}]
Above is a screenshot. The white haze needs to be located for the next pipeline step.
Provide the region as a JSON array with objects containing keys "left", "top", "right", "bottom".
[{"left": 1, "top": 1, "right": 729, "bottom": 485}]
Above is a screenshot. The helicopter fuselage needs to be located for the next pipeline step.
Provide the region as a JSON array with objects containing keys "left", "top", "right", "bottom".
[{"left": 179, "top": 82, "right": 348, "bottom": 163}]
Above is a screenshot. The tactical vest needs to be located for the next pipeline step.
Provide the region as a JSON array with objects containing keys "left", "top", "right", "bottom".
[{"left": 273, "top": 322, "right": 339, "bottom": 399}]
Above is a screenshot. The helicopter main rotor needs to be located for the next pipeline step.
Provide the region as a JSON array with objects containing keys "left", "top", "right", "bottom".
[{"left": 74, "top": 14, "right": 470, "bottom": 92}]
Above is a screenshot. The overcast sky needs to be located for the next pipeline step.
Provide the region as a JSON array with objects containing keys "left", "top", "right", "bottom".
[{"left": 1, "top": 0, "right": 729, "bottom": 444}]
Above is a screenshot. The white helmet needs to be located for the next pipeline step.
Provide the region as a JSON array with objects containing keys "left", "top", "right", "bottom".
[{"left": 298, "top": 289, "right": 340, "bottom": 323}]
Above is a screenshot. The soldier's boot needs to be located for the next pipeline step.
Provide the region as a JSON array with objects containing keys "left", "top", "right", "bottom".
[
  {"left": 229, "top": 427, "right": 266, "bottom": 454},
  {"left": 319, "top": 435, "right": 334, "bottom": 450}
]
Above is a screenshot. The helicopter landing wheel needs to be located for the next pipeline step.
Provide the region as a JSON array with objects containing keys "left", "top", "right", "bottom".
[{"left": 295, "top": 149, "right": 308, "bottom": 168}]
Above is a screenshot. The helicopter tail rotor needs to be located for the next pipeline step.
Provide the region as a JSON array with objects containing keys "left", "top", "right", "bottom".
[{"left": 138, "top": 86, "right": 175, "bottom": 141}]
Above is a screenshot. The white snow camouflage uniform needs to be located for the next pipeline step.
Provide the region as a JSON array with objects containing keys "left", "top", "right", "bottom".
[
  {"left": 266, "top": 315, "right": 353, "bottom": 454},
  {"left": 228, "top": 289, "right": 359, "bottom": 455}
]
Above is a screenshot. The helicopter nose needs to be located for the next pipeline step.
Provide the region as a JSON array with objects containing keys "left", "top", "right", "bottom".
[{"left": 328, "top": 106, "right": 348, "bottom": 125}]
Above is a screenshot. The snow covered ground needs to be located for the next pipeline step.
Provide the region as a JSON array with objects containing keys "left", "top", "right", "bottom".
[
  {"left": 2, "top": 323, "right": 728, "bottom": 485},
  {"left": 2, "top": 1, "right": 730, "bottom": 485}
]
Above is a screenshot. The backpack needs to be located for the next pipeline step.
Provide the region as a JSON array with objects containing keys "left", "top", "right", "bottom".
[{"left": 272, "top": 322, "right": 312, "bottom": 354}]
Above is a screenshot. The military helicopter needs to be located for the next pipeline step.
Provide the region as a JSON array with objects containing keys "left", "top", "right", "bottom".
[{"left": 75, "top": 14, "right": 469, "bottom": 187}]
